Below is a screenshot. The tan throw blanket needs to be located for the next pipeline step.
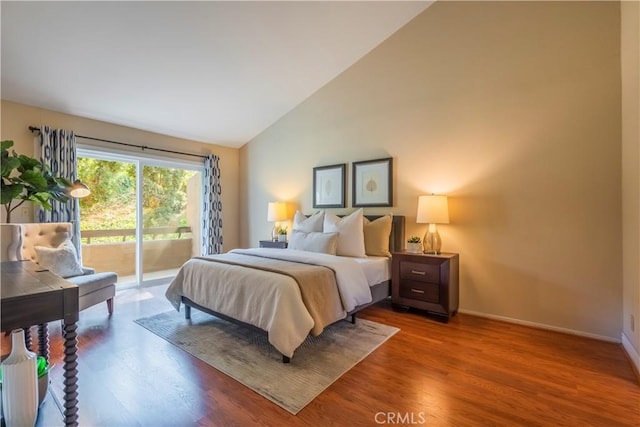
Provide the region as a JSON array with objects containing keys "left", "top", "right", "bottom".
[{"left": 194, "top": 253, "right": 345, "bottom": 336}]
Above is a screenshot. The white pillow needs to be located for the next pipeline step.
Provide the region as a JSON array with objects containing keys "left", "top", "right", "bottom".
[
  {"left": 323, "top": 209, "right": 366, "bottom": 258},
  {"left": 292, "top": 210, "right": 324, "bottom": 232},
  {"left": 288, "top": 230, "right": 339, "bottom": 255},
  {"left": 34, "top": 240, "right": 84, "bottom": 278}
]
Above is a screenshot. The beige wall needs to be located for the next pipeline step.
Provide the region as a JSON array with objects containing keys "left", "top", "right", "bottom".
[
  {"left": 1, "top": 100, "right": 240, "bottom": 250},
  {"left": 241, "top": 1, "right": 623, "bottom": 339},
  {"left": 621, "top": 0, "right": 640, "bottom": 370}
]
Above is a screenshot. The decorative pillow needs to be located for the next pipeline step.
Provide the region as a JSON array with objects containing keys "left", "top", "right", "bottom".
[
  {"left": 288, "top": 230, "right": 339, "bottom": 255},
  {"left": 292, "top": 210, "right": 324, "bottom": 232},
  {"left": 363, "top": 214, "right": 393, "bottom": 257},
  {"left": 323, "top": 209, "right": 366, "bottom": 258},
  {"left": 34, "top": 240, "right": 84, "bottom": 278}
]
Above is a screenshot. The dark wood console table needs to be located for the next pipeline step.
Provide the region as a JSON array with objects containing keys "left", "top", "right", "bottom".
[{"left": 1, "top": 261, "right": 80, "bottom": 427}]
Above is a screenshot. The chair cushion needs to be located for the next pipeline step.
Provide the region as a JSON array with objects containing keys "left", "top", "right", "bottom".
[{"left": 66, "top": 272, "right": 117, "bottom": 297}]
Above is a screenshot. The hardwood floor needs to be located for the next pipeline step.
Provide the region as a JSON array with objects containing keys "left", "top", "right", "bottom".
[{"left": 2, "top": 284, "right": 639, "bottom": 426}]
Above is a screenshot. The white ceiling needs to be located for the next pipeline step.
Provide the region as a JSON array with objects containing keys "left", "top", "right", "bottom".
[{"left": 1, "top": 1, "right": 430, "bottom": 148}]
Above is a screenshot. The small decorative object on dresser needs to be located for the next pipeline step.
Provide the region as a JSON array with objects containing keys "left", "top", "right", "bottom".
[
  {"left": 391, "top": 251, "right": 459, "bottom": 322},
  {"left": 277, "top": 226, "right": 288, "bottom": 242},
  {"left": 406, "top": 236, "right": 422, "bottom": 254}
]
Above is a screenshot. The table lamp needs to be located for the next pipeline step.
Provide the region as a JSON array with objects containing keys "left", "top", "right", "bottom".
[
  {"left": 416, "top": 194, "right": 449, "bottom": 254},
  {"left": 267, "top": 202, "right": 287, "bottom": 241}
]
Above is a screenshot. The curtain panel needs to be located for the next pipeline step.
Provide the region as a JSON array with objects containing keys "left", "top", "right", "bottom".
[
  {"left": 202, "top": 154, "right": 223, "bottom": 255},
  {"left": 36, "top": 126, "right": 81, "bottom": 255}
]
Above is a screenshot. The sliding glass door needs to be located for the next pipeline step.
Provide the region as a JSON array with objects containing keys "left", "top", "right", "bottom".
[
  {"left": 77, "top": 149, "right": 202, "bottom": 288},
  {"left": 76, "top": 155, "right": 138, "bottom": 286},
  {"left": 141, "top": 164, "right": 200, "bottom": 286}
]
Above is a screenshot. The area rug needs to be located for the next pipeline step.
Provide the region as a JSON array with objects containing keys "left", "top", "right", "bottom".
[{"left": 135, "top": 309, "right": 399, "bottom": 414}]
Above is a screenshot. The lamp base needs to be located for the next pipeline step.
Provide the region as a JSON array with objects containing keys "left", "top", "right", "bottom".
[{"left": 423, "top": 224, "right": 442, "bottom": 254}]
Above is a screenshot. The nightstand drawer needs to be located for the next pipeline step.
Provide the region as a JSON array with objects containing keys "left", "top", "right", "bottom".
[
  {"left": 259, "top": 240, "right": 288, "bottom": 249},
  {"left": 399, "top": 280, "right": 439, "bottom": 303},
  {"left": 399, "top": 261, "right": 440, "bottom": 283}
]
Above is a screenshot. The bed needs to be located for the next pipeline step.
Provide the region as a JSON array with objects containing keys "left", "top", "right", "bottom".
[{"left": 165, "top": 212, "right": 405, "bottom": 362}]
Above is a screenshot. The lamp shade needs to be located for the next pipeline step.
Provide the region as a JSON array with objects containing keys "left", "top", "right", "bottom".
[
  {"left": 267, "top": 202, "right": 287, "bottom": 222},
  {"left": 68, "top": 180, "right": 91, "bottom": 198},
  {"left": 416, "top": 195, "right": 449, "bottom": 224}
]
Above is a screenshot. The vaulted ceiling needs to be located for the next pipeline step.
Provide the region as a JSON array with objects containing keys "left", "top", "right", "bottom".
[{"left": 1, "top": 1, "right": 431, "bottom": 148}]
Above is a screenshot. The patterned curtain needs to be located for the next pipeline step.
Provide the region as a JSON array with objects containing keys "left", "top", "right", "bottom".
[
  {"left": 36, "top": 126, "right": 81, "bottom": 255},
  {"left": 202, "top": 154, "right": 223, "bottom": 255}
]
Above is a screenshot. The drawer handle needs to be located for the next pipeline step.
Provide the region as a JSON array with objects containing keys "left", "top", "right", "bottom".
[
  {"left": 410, "top": 288, "right": 425, "bottom": 294},
  {"left": 411, "top": 270, "right": 426, "bottom": 275}
]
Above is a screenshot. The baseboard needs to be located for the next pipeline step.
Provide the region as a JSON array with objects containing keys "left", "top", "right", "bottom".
[
  {"left": 621, "top": 333, "right": 640, "bottom": 384},
  {"left": 458, "top": 309, "right": 620, "bottom": 343}
]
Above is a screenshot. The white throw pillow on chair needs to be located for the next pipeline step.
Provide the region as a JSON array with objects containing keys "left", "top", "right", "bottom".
[{"left": 34, "top": 240, "right": 85, "bottom": 278}]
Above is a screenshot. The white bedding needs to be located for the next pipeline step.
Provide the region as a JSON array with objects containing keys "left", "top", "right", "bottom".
[
  {"left": 353, "top": 256, "right": 391, "bottom": 287},
  {"left": 231, "top": 248, "right": 372, "bottom": 310},
  {"left": 165, "top": 248, "right": 373, "bottom": 358}
]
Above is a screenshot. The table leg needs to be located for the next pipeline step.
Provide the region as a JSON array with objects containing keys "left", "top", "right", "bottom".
[
  {"left": 38, "top": 323, "right": 49, "bottom": 361},
  {"left": 24, "top": 325, "right": 33, "bottom": 351},
  {"left": 62, "top": 321, "right": 79, "bottom": 427}
]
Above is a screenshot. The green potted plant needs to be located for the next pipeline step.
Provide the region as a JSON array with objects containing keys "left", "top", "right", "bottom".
[
  {"left": 36, "top": 355, "right": 50, "bottom": 406},
  {"left": 1, "top": 140, "right": 71, "bottom": 222},
  {"left": 277, "top": 225, "right": 288, "bottom": 242},
  {"left": 407, "top": 236, "right": 423, "bottom": 254}
]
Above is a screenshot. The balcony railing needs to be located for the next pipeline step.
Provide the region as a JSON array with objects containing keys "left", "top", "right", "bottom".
[
  {"left": 81, "top": 226, "right": 192, "bottom": 243},
  {"left": 80, "top": 226, "right": 195, "bottom": 280}
]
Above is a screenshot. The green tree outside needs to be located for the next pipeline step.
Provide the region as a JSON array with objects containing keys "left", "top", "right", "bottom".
[{"left": 78, "top": 158, "right": 197, "bottom": 243}]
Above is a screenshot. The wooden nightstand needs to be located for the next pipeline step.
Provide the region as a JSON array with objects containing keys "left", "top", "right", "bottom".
[
  {"left": 391, "top": 251, "right": 459, "bottom": 321},
  {"left": 259, "top": 240, "right": 288, "bottom": 249}
]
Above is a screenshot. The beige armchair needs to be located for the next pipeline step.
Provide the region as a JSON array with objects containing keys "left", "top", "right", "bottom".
[{"left": 1, "top": 223, "right": 116, "bottom": 314}]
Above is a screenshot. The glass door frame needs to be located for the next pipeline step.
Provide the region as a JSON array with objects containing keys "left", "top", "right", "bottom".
[{"left": 77, "top": 146, "right": 204, "bottom": 288}]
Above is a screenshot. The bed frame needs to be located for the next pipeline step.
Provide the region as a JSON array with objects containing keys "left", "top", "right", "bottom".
[{"left": 181, "top": 214, "right": 405, "bottom": 363}]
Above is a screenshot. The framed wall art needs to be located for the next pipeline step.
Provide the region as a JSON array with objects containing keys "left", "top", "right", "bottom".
[
  {"left": 352, "top": 157, "right": 392, "bottom": 207},
  {"left": 313, "top": 163, "right": 346, "bottom": 208}
]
